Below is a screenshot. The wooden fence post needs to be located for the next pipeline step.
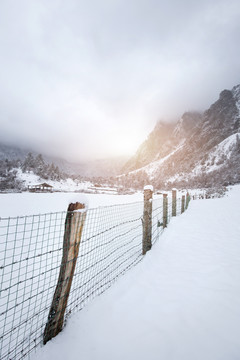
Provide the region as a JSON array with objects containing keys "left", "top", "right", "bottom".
[
  {"left": 142, "top": 185, "right": 153, "bottom": 255},
  {"left": 172, "top": 188, "right": 177, "bottom": 217},
  {"left": 163, "top": 193, "right": 168, "bottom": 228},
  {"left": 186, "top": 192, "right": 190, "bottom": 209},
  {"left": 43, "top": 202, "right": 87, "bottom": 345},
  {"left": 181, "top": 194, "right": 185, "bottom": 214}
]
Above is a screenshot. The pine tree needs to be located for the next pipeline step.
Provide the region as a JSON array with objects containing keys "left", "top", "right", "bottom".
[
  {"left": 22, "top": 153, "right": 35, "bottom": 172},
  {"left": 35, "top": 154, "right": 47, "bottom": 177}
]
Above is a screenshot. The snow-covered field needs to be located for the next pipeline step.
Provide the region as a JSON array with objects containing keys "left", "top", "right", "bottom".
[
  {"left": 30, "top": 185, "right": 240, "bottom": 360},
  {"left": 1, "top": 189, "right": 169, "bottom": 360},
  {"left": 1, "top": 191, "right": 151, "bottom": 359},
  {"left": 0, "top": 192, "right": 143, "bottom": 217}
]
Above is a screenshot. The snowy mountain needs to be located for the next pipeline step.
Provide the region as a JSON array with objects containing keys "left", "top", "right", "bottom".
[
  {"left": 123, "top": 121, "right": 176, "bottom": 171},
  {"left": 123, "top": 112, "right": 202, "bottom": 174},
  {"left": 0, "top": 142, "right": 127, "bottom": 178},
  {"left": 123, "top": 84, "right": 240, "bottom": 188}
]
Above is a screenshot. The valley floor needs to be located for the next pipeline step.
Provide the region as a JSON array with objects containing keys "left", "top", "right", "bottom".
[
  {"left": 0, "top": 192, "right": 143, "bottom": 217},
  {"left": 32, "top": 186, "right": 240, "bottom": 360}
]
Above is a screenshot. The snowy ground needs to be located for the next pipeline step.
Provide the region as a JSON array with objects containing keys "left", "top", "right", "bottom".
[
  {"left": 0, "top": 192, "right": 144, "bottom": 217},
  {"left": 31, "top": 185, "right": 240, "bottom": 360}
]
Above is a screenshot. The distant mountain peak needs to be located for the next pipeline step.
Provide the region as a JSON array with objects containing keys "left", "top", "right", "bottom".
[{"left": 219, "top": 89, "right": 232, "bottom": 100}]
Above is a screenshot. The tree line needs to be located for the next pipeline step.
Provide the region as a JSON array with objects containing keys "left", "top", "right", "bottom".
[{"left": 0, "top": 153, "right": 66, "bottom": 191}]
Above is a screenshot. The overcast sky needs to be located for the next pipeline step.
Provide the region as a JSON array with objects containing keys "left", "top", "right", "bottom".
[{"left": 0, "top": 0, "right": 240, "bottom": 162}]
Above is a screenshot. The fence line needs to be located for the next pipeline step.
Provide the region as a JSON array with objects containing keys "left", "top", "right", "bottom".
[{"left": 0, "top": 188, "right": 189, "bottom": 360}]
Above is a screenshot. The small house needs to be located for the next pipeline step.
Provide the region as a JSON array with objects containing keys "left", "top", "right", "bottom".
[{"left": 28, "top": 183, "right": 53, "bottom": 192}]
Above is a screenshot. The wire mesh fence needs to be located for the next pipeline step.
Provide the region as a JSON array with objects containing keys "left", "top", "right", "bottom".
[
  {"left": 64, "top": 201, "right": 144, "bottom": 322},
  {"left": 0, "top": 192, "right": 189, "bottom": 360},
  {"left": 0, "top": 212, "right": 67, "bottom": 360}
]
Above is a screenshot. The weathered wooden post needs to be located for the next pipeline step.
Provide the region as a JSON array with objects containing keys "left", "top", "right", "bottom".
[
  {"left": 172, "top": 188, "right": 177, "bottom": 217},
  {"left": 43, "top": 202, "right": 87, "bottom": 345},
  {"left": 181, "top": 194, "right": 185, "bottom": 214},
  {"left": 163, "top": 193, "right": 168, "bottom": 228},
  {"left": 186, "top": 191, "right": 190, "bottom": 209},
  {"left": 142, "top": 185, "right": 153, "bottom": 255}
]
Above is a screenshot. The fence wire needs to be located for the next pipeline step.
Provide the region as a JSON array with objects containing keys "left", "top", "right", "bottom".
[
  {"left": 0, "top": 193, "right": 188, "bottom": 360},
  {"left": 65, "top": 201, "right": 144, "bottom": 320}
]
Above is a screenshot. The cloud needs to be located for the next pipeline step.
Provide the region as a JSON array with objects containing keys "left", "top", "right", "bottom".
[{"left": 0, "top": 0, "right": 240, "bottom": 161}]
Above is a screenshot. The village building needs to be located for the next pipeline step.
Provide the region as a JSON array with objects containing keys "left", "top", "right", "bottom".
[{"left": 27, "top": 183, "right": 53, "bottom": 192}]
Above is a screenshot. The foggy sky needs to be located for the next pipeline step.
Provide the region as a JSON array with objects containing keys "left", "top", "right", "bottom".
[{"left": 0, "top": 0, "right": 240, "bottom": 161}]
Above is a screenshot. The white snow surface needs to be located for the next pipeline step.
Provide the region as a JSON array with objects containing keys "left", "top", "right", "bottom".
[
  {"left": 0, "top": 192, "right": 143, "bottom": 217},
  {"left": 32, "top": 185, "right": 240, "bottom": 360},
  {"left": 144, "top": 185, "right": 154, "bottom": 191},
  {"left": 67, "top": 193, "right": 89, "bottom": 208}
]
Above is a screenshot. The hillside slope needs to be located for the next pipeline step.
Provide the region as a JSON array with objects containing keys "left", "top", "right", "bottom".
[{"left": 123, "top": 84, "right": 240, "bottom": 188}]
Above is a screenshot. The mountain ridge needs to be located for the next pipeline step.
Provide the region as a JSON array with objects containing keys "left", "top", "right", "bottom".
[{"left": 122, "top": 83, "right": 240, "bottom": 188}]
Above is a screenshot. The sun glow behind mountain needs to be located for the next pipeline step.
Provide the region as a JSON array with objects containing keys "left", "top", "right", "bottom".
[
  {"left": 0, "top": 1, "right": 240, "bottom": 162},
  {"left": 102, "top": 126, "right": 148, "bottom": 159}
]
